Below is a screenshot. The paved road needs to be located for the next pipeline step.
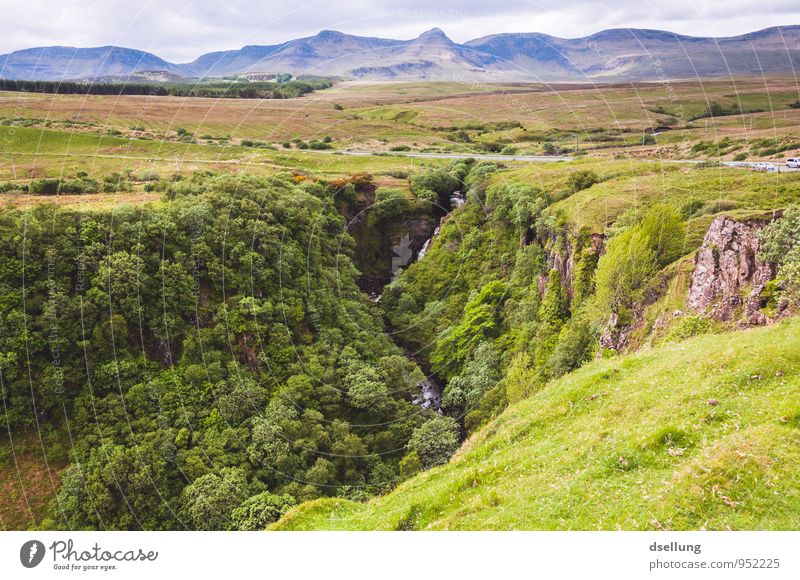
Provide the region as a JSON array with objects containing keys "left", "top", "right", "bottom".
[
  {"left": 334, "top": 150, "right": 573, "bottom": 162},
  {"left": 334, "top": 150, "right": 799, "bottom": 171},
  {"left": 4, "top": 147, "right": 797, "bottom": 172}
]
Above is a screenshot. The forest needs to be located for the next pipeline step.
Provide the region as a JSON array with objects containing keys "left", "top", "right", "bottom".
[
  {"left": 0, "top": 79, "right": 332, "bottom": 99},
  {"left": 0, "top": 170, "right": 459, "bottom": 529}
]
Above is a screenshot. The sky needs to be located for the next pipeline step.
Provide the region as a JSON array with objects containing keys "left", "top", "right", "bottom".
[{"left": 1, "top": 0, "right": 799, "bottom": 62}]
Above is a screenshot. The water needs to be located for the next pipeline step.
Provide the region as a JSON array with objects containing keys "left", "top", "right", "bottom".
[
  {"left": 412, "top": 377, "right": 443, "bottom": 412},
  {"left": 416, "top": 191, "right": 465, "bottom": 262},
  {"left": 416, "top": 226, "right": 440, "bottom": 262}
]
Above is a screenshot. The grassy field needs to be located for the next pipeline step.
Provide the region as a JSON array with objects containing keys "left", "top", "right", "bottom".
[
  {"left": 274, "top": 318, "right": 800, "bottom": 530},
  {"left": 0, "top": 125, "right": 451, "bottom": 184},
  {"left": 2, "top": 77, "right": 798, "bottom": 161}
]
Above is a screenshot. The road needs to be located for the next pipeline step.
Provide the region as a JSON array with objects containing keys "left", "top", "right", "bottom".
[
  {"left": 3, "top": 148, "right": 797, "bottom": 173},
  {"left": 333, "top": 150, "right": 799, "bottom": 171},
  {"left": 334, "top": 150, "right": 573, "bottom": 162}
]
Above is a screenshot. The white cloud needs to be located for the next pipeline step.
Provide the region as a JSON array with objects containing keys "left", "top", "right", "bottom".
[{"left": 0, "top": 0, "right": 798, "bottom": 61}]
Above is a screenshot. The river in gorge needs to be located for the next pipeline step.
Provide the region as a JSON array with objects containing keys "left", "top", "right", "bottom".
[{"left": 383, "top": 190, "right": 466, "bottom": 413}]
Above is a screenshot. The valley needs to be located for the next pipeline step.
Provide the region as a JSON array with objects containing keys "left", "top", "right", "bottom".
[{"left": 1, "top": 75, "right": 800, "bottom": 531}]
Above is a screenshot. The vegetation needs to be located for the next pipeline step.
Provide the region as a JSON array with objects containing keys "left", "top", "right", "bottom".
[
  {"left": 2, "top": 78, "right": 799, "bottom": 531},
  {"left": 759, "top": 205, "right": 800, "bottom": 305},
  {"left": 275, "top": 319, "right": 800, "bottom": 530},
  {"left": 0, "top": 79, "right": 331, "bottom": 99},
  {"left": 0, "top": 172, "right": 443, "bottom": 530}
]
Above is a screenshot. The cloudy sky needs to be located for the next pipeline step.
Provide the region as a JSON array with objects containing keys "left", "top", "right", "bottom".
[{"left": 2, "top": 0, "right": 799, "bottom": 62}]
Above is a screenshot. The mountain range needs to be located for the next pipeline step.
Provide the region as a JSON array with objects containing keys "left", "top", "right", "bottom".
[{"left": 2, "top": 25, "right": 799, "bottom": 82}]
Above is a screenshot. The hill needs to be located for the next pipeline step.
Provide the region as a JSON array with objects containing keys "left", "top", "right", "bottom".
[
  {"left": 1, "top": 25, "right": 799, "bottom": 81},
  {"left": 274, "top": 319, "right": 800, "bottom": 530}
]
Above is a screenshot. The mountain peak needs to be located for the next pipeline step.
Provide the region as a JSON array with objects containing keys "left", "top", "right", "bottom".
[
  {"left": 414, "top": 27, "right": 455, "bottom": 45},
  {"left": 315, "top": 29, "right": 346, "bottom": 40}
]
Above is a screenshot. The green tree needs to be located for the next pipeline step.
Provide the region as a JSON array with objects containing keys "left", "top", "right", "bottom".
[
  {"left": 231, "top": 492, "right": 296, "bottom": 530},
  {"left": 182, "top": 467, "right": 251, "bottom": 530},
  {"left": 407, "top": 415, "right": 460, "bottom": 469},
  {"left": 759, "top": 205, "right": 800, "bottom": 302}
]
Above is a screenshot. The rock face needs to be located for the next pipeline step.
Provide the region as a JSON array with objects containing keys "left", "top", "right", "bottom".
[{"left": 686, "top": 216, "right": 777, "bottom": 324}]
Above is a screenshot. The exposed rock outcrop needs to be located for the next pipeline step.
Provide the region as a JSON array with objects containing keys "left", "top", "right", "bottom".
[{"left": 686, "top": 216, "right": 777, "bottom": 325}]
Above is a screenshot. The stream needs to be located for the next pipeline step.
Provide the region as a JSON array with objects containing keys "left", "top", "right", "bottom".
[{"left": 386, "top": 190, "right": 466, "bottom": 413}]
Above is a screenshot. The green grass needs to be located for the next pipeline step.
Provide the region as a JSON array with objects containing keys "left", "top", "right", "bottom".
[
  {"left": 274, "top": 318, "right": 800, "bottom": 530},
  {"left": 546, "top": 161, "right": 798, "bottom": 232},
  {"left": 0, "top": 125, "right": 450, "bottom": 180}
]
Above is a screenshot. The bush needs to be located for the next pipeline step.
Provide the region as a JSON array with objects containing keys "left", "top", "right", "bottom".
[
  {"left": 308, "top": 140, "right": 332, "bottom": 150},
  {"left": 593, "top": 204, "right": 685, "bottom": 323},
  {"left": 407, "top": 415, "right": 460, "bottom": 469},
  {"left": 431, "top": 281, "right": 507, "bottom": 376},
  {"left": 182, "top": 467, "right": 250, "bottom": 530},
  {"left": 567, "top": 170, "right": 599, "bottom": 193},
  {"left": 665, "top": 314, "right": 710, "bottom": 342},
  {"left": 546, "top": 314, "right": 597, "bottom": 378},
  {"left": 758, "top": 205, "right": 800, "bottom": 302},
  {"left": 408, "top": 169, "right": 460, "bottom": 205},
  {"left": 231, "top": 492, "right": 296, "bottom": 530},
  {"left": 373, "top": 188, "right": 410, "bottom": 220}
]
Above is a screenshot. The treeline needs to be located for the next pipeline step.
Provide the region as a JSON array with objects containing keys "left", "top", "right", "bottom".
[{"left": 0, "top": 79, "right": 332, "bottom": 99}]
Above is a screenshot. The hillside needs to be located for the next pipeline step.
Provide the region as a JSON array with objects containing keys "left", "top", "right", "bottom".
[
  {"left": 2, "top": 25, "right": 800, "bottom": 81},
  {"left": 274, "top": 319, "right": 800, "bottom": 530}
]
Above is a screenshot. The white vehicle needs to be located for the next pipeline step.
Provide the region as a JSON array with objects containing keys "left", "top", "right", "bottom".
[
  {"left": 754, "top": 162, "right": 778, "bottom": 172},
  {"left": 787, "top": 158, "right": 800, "bottom": 169}
]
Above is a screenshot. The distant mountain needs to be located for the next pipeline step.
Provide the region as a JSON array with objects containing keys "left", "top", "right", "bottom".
[
  {"left": 466, "top": 26, "right": 800, "bottom": 80},
  {"left": 0, "top": 46, "right": 177, "bottom": 81},
  {"left": 2, "top": 25, "right": 799, "bottom": 82}
]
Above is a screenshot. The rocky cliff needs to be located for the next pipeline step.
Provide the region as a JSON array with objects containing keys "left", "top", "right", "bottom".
[{"left": 686, "top": 215, "right": 778, "bottom": 325}]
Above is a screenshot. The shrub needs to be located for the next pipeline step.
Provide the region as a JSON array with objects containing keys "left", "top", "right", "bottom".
[
  {"left": 407, "top": 415, "right": 460, "bottom": 469},
  {"left": 308, "top": 140, "right": 332, "bottom": 150},
  {"left": 431, "top": 281, "right": 507, "bottom": 376},
  {"left": 665, "top": 315, "right": 711, "bottom": 342},
  {"left": 593, "top": 204, "right": 685, "bottom": 323},
  {"left": 231, "top": 492, "right": 296, "bottom": 530},
  {"left": 546, "top": 314, "right": 597, "bottom": 378},
  {"left": 758, "top": 205, "right": 800, "bottom": 302},
  {"left": 373, "top": 188, "right": 410, "bottom": 220},
  {"left": 486, "top": 182, "right": 547, "bottom": 230},
  {"left": 408, "top": 169, "right": 460, "bottom": 205},
  {"left": 182, "top": 467, "right": 250, "bottom": 530},
  {"left": 567, "top": 170, "right": 599, "bottom": 193}
]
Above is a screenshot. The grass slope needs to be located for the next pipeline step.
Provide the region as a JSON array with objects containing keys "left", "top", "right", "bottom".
[{"left": 274, "top": 319, "right": 800, "bottom": 530}]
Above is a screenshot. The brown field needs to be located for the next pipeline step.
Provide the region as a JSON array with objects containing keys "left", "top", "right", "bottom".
[
  {"left": 1, "top": 76, "right": 798, "bottom": 209},
  {"left": 0, "top": 433, "right": 65, "bottom": 530}
]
